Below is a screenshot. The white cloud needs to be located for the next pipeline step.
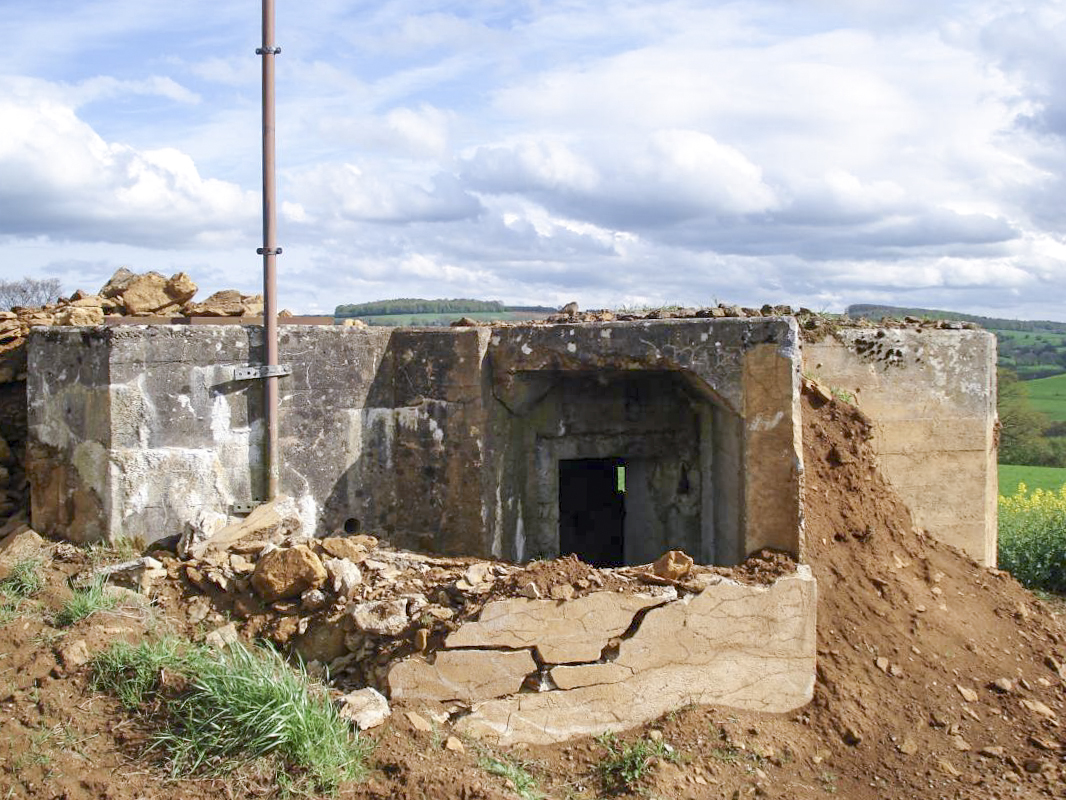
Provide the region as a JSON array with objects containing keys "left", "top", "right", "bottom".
[{"left": 0, "top": 80, "right": 255, "bottom": 248}]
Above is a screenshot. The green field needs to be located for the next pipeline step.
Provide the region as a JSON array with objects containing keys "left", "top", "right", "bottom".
[
  {"left": 350, "top": 310, "right": 548, "bottom": 327},
  {"left": 1023, "top": 373, "right": 1066, "bottom": 422},
  {"left": 999, "top": 464, "right": 1066, "bottom": 496}
]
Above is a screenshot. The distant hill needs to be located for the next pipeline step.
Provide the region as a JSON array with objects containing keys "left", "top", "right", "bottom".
[
  {"left": 334, "top": 298, "right": 557, "bottom": 327},
  {"left": 846, "top": 304, "right": 1066, "bottom": 334},
  {"left": 846, "top": 304, "right": 1066, "bottom": 380}
]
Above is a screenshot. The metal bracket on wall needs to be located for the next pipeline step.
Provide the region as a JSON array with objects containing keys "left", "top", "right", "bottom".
[
  {"left": 233, "top": 364, "right": 292, "bottom": 381},
  {"left": 230, "top": 500, "right": 263, "bottom": 515}
]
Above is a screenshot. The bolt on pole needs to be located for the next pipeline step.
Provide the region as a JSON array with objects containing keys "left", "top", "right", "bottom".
[{"left": 258, "top": 0, "right": 281, "bottom": 499}]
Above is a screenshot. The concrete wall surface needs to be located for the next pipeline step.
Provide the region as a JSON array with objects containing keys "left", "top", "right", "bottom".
[
  {"left": 384, "top": 568, "right": 818, "bottom": 745},
  {"left": 28, "top": 319, "right": 805, "bottom": 564},
  {"left": 803, "top": 328, "right": 998, "bottom": 566}
]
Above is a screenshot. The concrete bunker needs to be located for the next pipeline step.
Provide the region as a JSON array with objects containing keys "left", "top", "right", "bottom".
[{"left": 21, "top": 311, "right": 998, "bottom": 743}]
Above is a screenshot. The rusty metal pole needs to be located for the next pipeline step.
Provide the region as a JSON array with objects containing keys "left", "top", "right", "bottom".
[{"left": 258, "top": 0, "right": 281, "bottom": 499}]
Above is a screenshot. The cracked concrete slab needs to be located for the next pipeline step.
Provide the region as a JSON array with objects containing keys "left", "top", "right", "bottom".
[
  {"left": 387, "top": 648, "right": 537, "bottom": 703},
  {"left": 455, "top": 569, "right": 816, "bottom": 745},
  {"left": 443, "top": 590, "right": 673, "bottom": 663}
]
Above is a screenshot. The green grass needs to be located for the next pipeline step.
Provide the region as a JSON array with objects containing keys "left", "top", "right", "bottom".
[
  {"left": 595, "top": 733, "right": 679, "bottom": 794},
  {"left": 1024, "top": 373, "right": 1066, "bottom": 422},
  {"left": 478, "top": 753, "right": 544, "bottom": 800},
  {"left": 54, "top": 577, "right": 120, "bottom": 627},
  {"left": 0, "top": 558, "right": 44, "bottom": 625},
  {"left": 0, "top": 558, "right": 43, "bottom": 599},
  {"left": 91, "top": 638, "right": 370, "bottom": 794},
  {"left": 999, "top": 464, "right": 1066, "bottom": 496}
]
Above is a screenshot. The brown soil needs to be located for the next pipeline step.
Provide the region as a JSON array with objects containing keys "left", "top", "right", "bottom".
[{"left": 1, "top": 390, "right": 1064, "bottom": 800}]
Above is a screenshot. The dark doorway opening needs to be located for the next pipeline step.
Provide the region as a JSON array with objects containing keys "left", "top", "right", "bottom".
[{"left": 559, "top": 458, "right": 626, "bottom": 567}]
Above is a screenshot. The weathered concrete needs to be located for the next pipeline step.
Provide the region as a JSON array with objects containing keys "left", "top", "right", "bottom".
[
  {"left": 388, "top": 649, "right": 537, "bottom": 703},
  {"left": 28, "top": 319, "right": 805, "bottom": 567},
  {"left": 804, "top": 329, "right": 997, "bottom": 566},
  {"left": 449, "top": 568, "right": 816, "bottom": 745},
  {"left": 444, "top": 590, "right": 673, "bottom": 663}
]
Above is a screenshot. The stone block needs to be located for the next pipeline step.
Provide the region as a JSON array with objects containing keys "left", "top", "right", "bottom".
[
  {"left": 456, "top": 570, "right": 816, "bottom": 745},
  {"left": 388, "top": 649, "right": 537, "bottom": 703},
  {"left": 444, "top": 591, "right": 670, "bottom": 663}
]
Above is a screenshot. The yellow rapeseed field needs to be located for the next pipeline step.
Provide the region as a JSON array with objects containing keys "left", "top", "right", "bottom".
[{"left": 998, "top": 483, "right": 1066, "bottom": 592}]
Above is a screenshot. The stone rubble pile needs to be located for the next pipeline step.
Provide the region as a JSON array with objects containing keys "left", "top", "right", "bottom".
[{"left": 120, "top": 495, "right": 810, "bottom": 742}]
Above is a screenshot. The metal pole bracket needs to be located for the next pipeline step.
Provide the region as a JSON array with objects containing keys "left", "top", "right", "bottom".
[
  {"left": 256, "top": 46, "right": 282, "bottom": 55},
  {"left": 233, "top": 364, "right": 292, "bottom": 381}
]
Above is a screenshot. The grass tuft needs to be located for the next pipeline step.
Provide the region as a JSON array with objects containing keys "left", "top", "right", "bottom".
[
  {"left": 478, "top": 753, "right": 544, "bottom": 800},
  {"left": 0, "top": 558, "right": 44, "bottom": 598},
  {"left": 595, "top": 732, "right": 678, "bottom": 794},
  {"left": 91, "top": 638, "right": 370, "bottom": 794},
  {"left": 55, "top": 577, "right": 119, "bottom": 627}
]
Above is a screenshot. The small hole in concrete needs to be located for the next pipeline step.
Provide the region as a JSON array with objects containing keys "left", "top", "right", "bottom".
[{"left": 344, "top": 517, "right": 361, "bottom": 534}]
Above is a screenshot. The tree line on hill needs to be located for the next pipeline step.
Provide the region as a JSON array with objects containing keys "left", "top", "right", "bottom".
[
  {"left": 335, "top": 299, "right": 555, "bottom": 317},
  {"left": 847, "top": 304, "right": 1066, "bottom": 334}
]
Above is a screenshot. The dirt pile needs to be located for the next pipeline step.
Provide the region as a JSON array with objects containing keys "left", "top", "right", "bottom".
[
  {"left": 799, "top": 387, "right": 1066, "bottom": 797},
  {"left": 0, "top": 390, "right": 1062, "bottom": 800}
]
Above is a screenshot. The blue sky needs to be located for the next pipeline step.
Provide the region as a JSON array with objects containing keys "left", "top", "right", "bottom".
[{"left": 2, "top": 0, "right": 1066, "bottom": 317}]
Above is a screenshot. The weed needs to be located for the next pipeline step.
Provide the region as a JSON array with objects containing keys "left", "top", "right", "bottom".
[
  {"left": 0, "top": 558, "right": 43, "bottom": 598},
  {"left": 596, "top": 733, "right": 679, "bottom": 794},
  {"left": 479, "top": 753, "right": 544, "bottom": 800},
  {"left": 55, "top": 577, "right": 119, "bottom": 627},
  {"left": 91, "top": 638, "right": 370, "bottom": 794},
  {"left": 830, "top": 387, "right": 856, "bottom": 405},
  {"left": 86, "top": 537, "right": 141, "bottom": 568},
  {"left": 819, "top": 770, "right": 838, "bottom": 794}
]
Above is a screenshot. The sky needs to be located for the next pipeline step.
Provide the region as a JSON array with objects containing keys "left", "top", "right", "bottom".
[{"left": 2, "top": 1, "right": 1066, "bottom": 318}]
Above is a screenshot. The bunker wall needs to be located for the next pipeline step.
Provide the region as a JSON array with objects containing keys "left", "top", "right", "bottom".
[{"left": 803, "top": 328, "right": 998, "bottom": 566}]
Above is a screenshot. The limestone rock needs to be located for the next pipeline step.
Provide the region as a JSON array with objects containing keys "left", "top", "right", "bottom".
[
  {"left": 456, "top": 570, "right": 816, "bottom": 746},
  {"left": 204, "top": 622, "right": 239, "bottom": 649},
  {"left": 445, "top": 591, "right": 670, "bottom": 663},
  {"left": 445, "top": 736, "right": 465, "bottom": 753},
  {"left": 295, "top": 621, "right": 348, "bottom": 663},
  {"left": 56, "top": 639, "right": 90, "bottom": 670},
  {"left": 338, "top": 687, "right": 391, "bottom": 730},
  {"left": 251, "top": 546, "right": 327, "bottom": 603},
  {"left": 55, "top": 306, "right": 104, "bottom": 326},
  {"left": 324, "top": 557, "right": 362, "bottom": 597},
  {"left": 347, "top": 598, "right": 409, "bottom": 636},
  {"left": 956, "top": 684, "right": 978, "bottom": 703},
  {"left": 115, "top": 271, "right": 198, "bottom": 314},
  {"left": 320, "top": 537, "right": 369, "bottom": 563},
  {"left": 0, "top": 527, "right": 45, "bottom": 579},
  {"left": 388, "top": 649, "right": 537, "bottom": 703},
  {"left": 178, "top": 510, "right": 228, "bottom": 559},
  {"left": 301, "top": 588, "right": 329, "bottom": 612},
  {"left": 405, "top": 711, "right": 433, "bottom": 732},
  {"left": 95, "top": 557, "right": 167, "bottom": 593},
  {"left": 191, "top": 496, "right": 302, "bottom": 559},
  {"left": 186, "top": 290, "right": 263, "bottom": 317},
  {"left": 1020, "top": 698, "right": 1057, "bottom": 720},
  {"left": 652, "top": 550, "right": 694, "bottom": 581}
]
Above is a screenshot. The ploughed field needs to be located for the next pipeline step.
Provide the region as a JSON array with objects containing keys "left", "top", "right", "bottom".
[{"left": 0, "top": 390, "right": 1063, "bottom": 800}]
